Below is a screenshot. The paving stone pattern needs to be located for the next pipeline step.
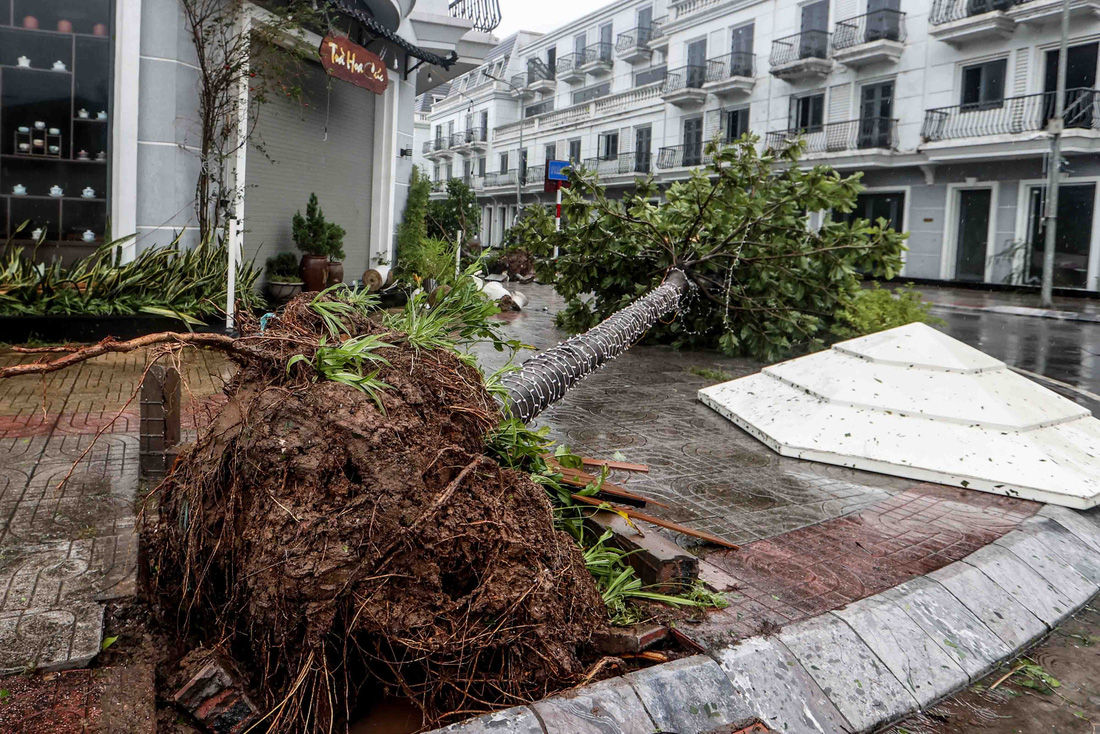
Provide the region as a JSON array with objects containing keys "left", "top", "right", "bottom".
[{"left": 0, "top": 349, "right": 230, "bottom": 673}]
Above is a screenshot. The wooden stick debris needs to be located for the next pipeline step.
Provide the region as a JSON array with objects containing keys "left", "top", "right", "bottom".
[
  {"left": 580, "top": 458, "right": 649, "bottom": 473},
  {"left": 570, "top": 494, "right": 740, "bottom": 550}
]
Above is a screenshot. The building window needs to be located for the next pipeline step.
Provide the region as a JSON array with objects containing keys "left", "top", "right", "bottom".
[
  {"left": 568, "top": 139, "right": 582, "bottom": 162},
  {"left": 544, "top": 143, "right": 556, "bottom": 161},
  {"left": 1, "top": 1, "right": 115, "bottom": 248},
  {"left": 573, "top": 82, "right": 611, "bottom": 104},
  {"left": 792, "top": 93, "right": 825, "bottom": 132},
  {"left": 961, "top": 59, "right": 1007, "bottom": 110},
  {"left": 499, "top": 152, "right": 509, "bottom": 172},
  {"left": 724, "top": 108, "right": 750, "bottom": 141},
  {"left": 635, "top": 65, "right": 668, "bottom": 86},
  {"left": 598, "top": 131, "right": 619, "bottom": 159},
  {"left": 478, "top": 157, "right": 486, "bottom": 177},
  {"left": 574, "top": 31, "right": 586, "bottom": 56},
  {"left": 433, "top": 164, "right": 441, "bottom": 181}
]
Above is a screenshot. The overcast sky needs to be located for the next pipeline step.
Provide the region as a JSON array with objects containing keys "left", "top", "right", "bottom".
[{"left": 494, "top": 0, "right": 617, "bottom": 38}]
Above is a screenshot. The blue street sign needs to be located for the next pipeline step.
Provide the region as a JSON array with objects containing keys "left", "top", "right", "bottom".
[{"left": 546, "top": 159, "right": 571, "bottom": 182}]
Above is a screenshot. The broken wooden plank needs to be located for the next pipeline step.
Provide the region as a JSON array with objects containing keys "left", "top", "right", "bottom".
[
  {"left": 559, "top": 476, "right": 671, "bottom": 509},
  {"left": 584, "top": 509, "right": 699, "bottom": 591},
  {"left": 572, "top": 495, "right": 740, "bottom": 550},
  {"left": 581, "top": 458, "right": 649, "bottom": 473}
]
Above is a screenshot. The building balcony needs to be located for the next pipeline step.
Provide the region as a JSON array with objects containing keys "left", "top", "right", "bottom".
[
  {"left": 661, "top": 65, "right": 708, "bottom": 108},
  {"left": 453, "top": 127, "right": 488, "bottom": 152},
  {"left": 447, "top": 0, "right": 502, "bottom": 33},
  {"left": 648, "top": 17, "right": 669, "bottom": 51},
  {"left": 524, "top": 59, "right": 557, "bottom": 93},
  {"left": 703, "top": 53, "right": 756, "bottom": 98},
  {"left": 928, "top": 0, "right": 1016, "bottom": 44},
  {"left": 656, "top": 144, "right": 713, "bottom": 170},
  {"left": 524, "top": 99, "right": 555, "bottom": 117},
  {"left": 557, "top": 52, "right": 585, "bottom": 83},
  {"left": 832, "top": 10, "right": 906, "bottom": 66},
  {"left": 582, "top": 152, "right": 655, "bottom": 178},
  {"left": 769, "top": 31, "right": 833, "bottom": 80},
  {"left": 483, "top": 169, "right": 519, "bottom": 189},
  {"left": 766, "top": 117, "right": 899, "bottom": 155},
  {"left": 423, "top": 138, "right": 453, "bottom": 160},
  {"left": 616, "top": 26, "right": 657, "bottom": 64},
  {"left": 579, "top": 43, "right": 614, "bottom": 76},
  {"left": 921, "top": 88, "right": 1100, "bottom": 160},
  {"left": 524, "top": 164, "right": 546, "bottom": 187},
  {"left": 1008, "top": 0, "right": 1100, "bottom": 25},
  {"left": 509, "top": 74, "right": 535, "bottom": 99}
]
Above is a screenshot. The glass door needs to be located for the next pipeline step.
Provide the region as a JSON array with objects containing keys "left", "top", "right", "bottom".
[
  {"left": 1044, "top": 43, "right": 1098, "bottom": 129},
  {"left": 867, "top": 0, "right": 902, "bottom": 41},
  {"left": 859, "top": 81, "right": 894, "bottom": 148},
  {"left": 637, "top": 6, "right": 653, "bottom": 42},
  {"left": 686, "top": 39, "right": 707, "bottom": 88},
  {"left": 634, "top": 126, "right": 651, "bottom": 172},
  {"left": 683, "top": 116, "right": 703, "bottom": 166},
  {"left": 955, "top": 189, "right": 992, "bottom": 282},
  {"left": 1027, "top": 183, "right": 1096, "bottom": 289},
  {"left": 800, "top": 0, "right": 829, "bottom": 58},
  {"left": 730, "top": 24, "right": 754, "bottom": 76}
]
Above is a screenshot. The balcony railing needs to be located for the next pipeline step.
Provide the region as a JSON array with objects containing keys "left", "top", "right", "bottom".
[
  {"left": 663, "top": 64, "right": 708, "bottom": 93},
  {"left": 766, "top": 117, "right": 899, "bottom": 151},
  {"left": 833, "top": 9, "right": 907, "bottom": 48},
  {"left": 459, "top": 127, "right": 487, "bottom": 144},
  {"left": 485, "top": 170, "right": 518, "bottom": 187},
  {"left": 557, "top": 52, "right": 581, "bottom": 76},
  {"left": 930, "top": 0, "right": 1021, "bottom": 24},
  {"left": 424, "top": 138, "right": 449, "bottom": 154},
  {"left": 656, "top": 143, "right": 713, "bottom": 169},
  {"left": 616, "top": 25, "right": 657, "bottom": 53},
  {"left": 527, "top": 58, "right": 555, "bottom": 82},
  {"left": 649, "top": 16, "right": 668, "bottom": 42},
  {"left": 922, "top": 88, "right": 1100, "bottom": 141},
  {"left": 582, "top": 42, "right": 614, "bottom": 65},
  {"left": 706, "top": 52, "right": 756, "bottom": 80},
  {"left": 583, "top": 152, "right": 654, "bottom": 176},
  {"left": 770, "top": 30, "right": 832, "bottom": 66},
  {"left": 448, "top": 0, "right": 501, "bottom": 32},
  {"left": 510, "top": 73, "right": 528, "bottom": 90},
  {"left": 449, "top": 132, "right": 466, "bottom": 148},
  {"left": 525, "top": 99, "right": 555, "bottom": 117}
]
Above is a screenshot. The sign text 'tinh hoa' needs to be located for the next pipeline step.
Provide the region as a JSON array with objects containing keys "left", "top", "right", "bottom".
[{"left": 320, "top": 35, "right": 388, "bottom": 95}]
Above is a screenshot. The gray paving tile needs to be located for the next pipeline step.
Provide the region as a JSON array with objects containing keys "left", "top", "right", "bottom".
[
  {"left": 531, "top": 676, "right": 656, "bottom": 734},
  {"left": 927, "top": 561, "right": 1046, "bottom": 651},
  {"left": 993, "top": 531, "right": 1099, "bottom": 606},
  {"left": 831, "top": 595, "right": 968, "bottom": 708},
  {"left": 625, "top": 654, "right": 754, "bottom": 732},
  {"left": 714, "top": 636, "right": 851, "bottom": 734},
  {"left": 0, "top": 601, "right": 104, "bottom": 674},
  {"left": 1019, "top": 517, "right": 1100, "bottom": 586},
  {"left": 881, "top": 576, "right": 1010, "bottom": 681},
  {"left": 436, "top": 706, "right": 544, "bottom": 734},
  {"left": 779, "top": 614, "right": 917, "bottom": 732},
  {"left": 1038, "top": 505, "right": 1100, "bottom": 553},
  {"left": 960, "top": 544, "right": 1074, "bottom": 627}
]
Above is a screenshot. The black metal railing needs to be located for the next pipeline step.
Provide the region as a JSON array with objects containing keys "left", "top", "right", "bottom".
[
  {"left": 527, "top": 58, "right": 555, "bottom": 82},
  {"left": 930, "top": 0, "right": 1020, "bottom": 24},
  {"left": 766, "top": 117, "right": 899, "bottom": 151},
  {"left": 617, "top": 25, "right": 656, "bottom": 53},
  {"left": 582, "top": 42, "right": 614, "bottom": 66},
  {"left": 460, "top": 127, "right": 487, "bottom": 144},
  {"left": 770, "top": 30, "right": 832, "bottom": 66},
  {"left": 448, "top": 132, "right": 466, "bottom": 148},
  {"left": 635, "top": 65, "right": 668, "bottom": 85},
  {"left": 424, "top": 138, "right": 449, "bottom": 154},
  {"left": 656, "top": 143, "right": 713, "bottom": 169},
  {"left": 525, "top": 99, "right": 555, "bottom": 117},
  {"left": 663, "top": 64, "right": 708, "bottom": 94},
  {"left": 448, "top": 0, "right": 501, "bottom": 32},
  {"left": 484, "top": 170, "right": 518, "bottom": 187},
  {"left": 583, "top": 152, "right": 654, "bottom": 176},
  {"left": 557, "top": 52, "right": 582, "bottom": 77},
  {"left": 922, "top": 88, "right": 1100, "bottom": 140},
  {"left": 510, "top": 73, "right": 529, "bottom": 91},
  {"left": 833, "top": 10, "right": 907, "bottom": 48},
  {"left": 706, "top": 52, "right": 755, "bottom": 80},
  {"left": 649, "top": 16, "right": 668, "bottom": 42}
]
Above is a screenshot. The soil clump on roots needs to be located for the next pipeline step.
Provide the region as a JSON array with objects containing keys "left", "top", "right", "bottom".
[{"left": 143, "top": 292, "right": 606, "bottom": 732}]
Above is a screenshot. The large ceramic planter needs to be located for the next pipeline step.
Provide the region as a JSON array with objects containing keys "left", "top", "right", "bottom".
[
  {"left": 268, "top": 281, "right": 303, "bottom": 303},
  {"left": 299, "top": 254, "right": 328, "bottom": 292},
  {"left": 327, "top": 261, "right": 344, "bottom": 287}
]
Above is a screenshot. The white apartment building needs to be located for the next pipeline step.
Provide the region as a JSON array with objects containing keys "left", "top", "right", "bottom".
[{"left": 419, "top": 0, "right": 1100, "bottom": 291}]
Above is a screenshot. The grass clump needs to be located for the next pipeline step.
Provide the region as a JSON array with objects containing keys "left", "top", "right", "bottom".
[
  {"left": 688, "top": 366, "right": 733, "bottom": 382},
  {"left": 835, "top": 283, "right": 944, "bottom": 338}
]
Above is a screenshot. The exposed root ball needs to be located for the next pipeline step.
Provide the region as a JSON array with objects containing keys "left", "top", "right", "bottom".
[{"left": 145, "top": 298, "right": 605, "bottom": 731}]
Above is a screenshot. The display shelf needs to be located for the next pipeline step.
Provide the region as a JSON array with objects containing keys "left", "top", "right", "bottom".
[
  {"left": 2, "top": 194, "right": 106, "bottom": 202},
  {"left": 0, "top": 64, "right": 73, "bottom": 74},
  {"left": 1, "top": 154, "right": 106, "bottom": 163},
  {"left": 73, "top": 117, "right": 108, "bottom": 122}
]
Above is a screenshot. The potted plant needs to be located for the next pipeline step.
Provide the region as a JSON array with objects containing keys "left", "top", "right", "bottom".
[
  {"left": 292, "top": 193, "right": 345, "bottom": 291},
  {"left": 327, "top": 234, "right": 346, "bottom": 287},
  {"left": 265, "top": 252, "right": 304, "bottom": 302}
]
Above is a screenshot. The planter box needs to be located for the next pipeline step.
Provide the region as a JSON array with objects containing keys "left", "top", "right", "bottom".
[{"left": 0, "top": 314, "right": 227, "bottom": 344}]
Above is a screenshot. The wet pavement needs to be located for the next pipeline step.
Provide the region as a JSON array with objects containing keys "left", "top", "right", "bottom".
[{"left": 885, "top": 597, "right": 1100, "bottom": 734}]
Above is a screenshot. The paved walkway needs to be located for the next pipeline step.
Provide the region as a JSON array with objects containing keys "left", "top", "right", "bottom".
[{"left": 908, "top": 283, "right": 1100, "bottom": 324}]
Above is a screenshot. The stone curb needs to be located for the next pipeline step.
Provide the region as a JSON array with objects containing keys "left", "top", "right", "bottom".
[
  {"left": 928, "top": 302, "right": 1100, "bottom": 324},
  {"left": 427, "top": 505, "right": 1100, "bottom": 734}
]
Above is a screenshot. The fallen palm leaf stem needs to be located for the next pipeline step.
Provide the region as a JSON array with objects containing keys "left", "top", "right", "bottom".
[
  {"left": 990, "top": 662, "right": 1028, "bottom": 691},
  {"left": 569, "top": 494, "right": 740, "bottom": 550},
  {"left": 557, "top": 475, "right": 670, "bottom": 509}
]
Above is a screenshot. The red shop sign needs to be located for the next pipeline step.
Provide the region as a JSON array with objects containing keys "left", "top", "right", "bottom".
[{"left": 320, "top": 35, "right": 388, "bottom": 94}]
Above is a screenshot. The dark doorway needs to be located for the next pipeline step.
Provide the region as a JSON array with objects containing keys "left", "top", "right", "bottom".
[
  {"left": 683, "top": 116, "right": 703, "bottom": 166},
  {"left": 634, "top": 126, "right": 652, "bottom": 172},
  {"left": 1027, "top": 183, "right": 1095, "bottom": 289},
  {"left": 955, "top": 189, "right": 992, "bottom": 282},
  {"left": 686, "top": 39, "right": 707, "bottom": 88},
  {"left": 859, "top": 81, "right": 894, "bottom": 148},
  {"left": 800, "top": 0, "right": 829, "bottom": 58},
  {"left": 843, "top": 192, "right": 905, "bottom": 231},
  {"left": 866, "top": 0, "right": 902, "bottom": 41},
  {"left": 1044, "top": 43, "right": 1098, "bottom": 128}
]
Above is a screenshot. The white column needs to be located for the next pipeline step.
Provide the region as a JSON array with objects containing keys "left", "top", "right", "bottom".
[
  {"left": 111, "top": 0, "right": 141, "bottom": 261},
  {"left": 226, "top": 13, "right": 250, "bottom": 330},
  {"left": 370, "top": 68, "right": 401, "bottom": 267}
]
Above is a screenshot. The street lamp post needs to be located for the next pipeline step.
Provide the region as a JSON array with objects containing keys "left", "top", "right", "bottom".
[{"left": 1041, "top": 0, "right": 1072, "bottom": 308}]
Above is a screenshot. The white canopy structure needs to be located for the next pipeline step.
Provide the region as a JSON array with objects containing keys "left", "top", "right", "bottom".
[{"left": 699, "top": 323, "right": 1100, "bottom": 509}]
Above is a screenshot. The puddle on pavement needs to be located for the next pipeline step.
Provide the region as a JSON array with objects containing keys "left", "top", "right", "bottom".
[{"left": 885, "top": 600, "right": 1100, "bottom": 733}]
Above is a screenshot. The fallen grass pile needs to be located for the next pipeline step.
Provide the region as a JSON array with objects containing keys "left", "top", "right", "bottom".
[{"left": 0, "top": 227, "right": 262, "bottom": 321}]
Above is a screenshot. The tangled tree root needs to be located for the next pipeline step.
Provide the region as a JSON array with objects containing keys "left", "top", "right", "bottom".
[{"left": 142, "top": 293, "right": 606, "bottom": 731}]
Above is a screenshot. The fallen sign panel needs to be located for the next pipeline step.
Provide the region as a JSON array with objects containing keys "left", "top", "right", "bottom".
[{"left": 698, "top": 323, "right": 1100, "bottom": 509}]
